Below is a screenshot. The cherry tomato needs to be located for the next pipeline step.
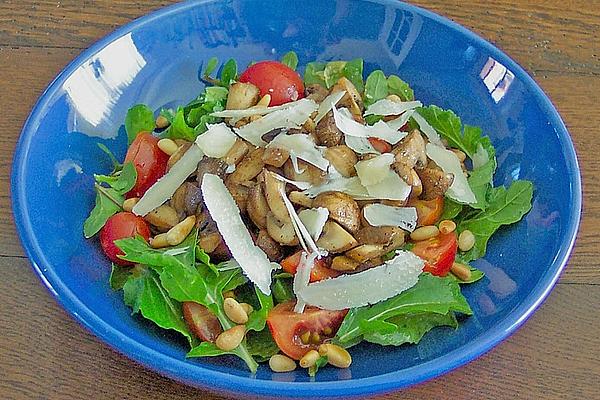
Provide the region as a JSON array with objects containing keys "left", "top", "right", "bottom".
[
  {"left": 124, "top": 132, "right": 169, "bottom": 198},
  {"left": 266, "top": 301, "right": 347, "bottom": 360},
  {"left": 411, "top": 231, "right": 458, "bottom": 277},
  {"left": 100, "top": 212, "right": 150, "bottom": 266},
  {"left": 408, "top": 196, "right": 445, "bottom": 226},
  {"left": 280, "top": 251, "right": 341, "bottom": 282},
  {"left": 368, "top": 137, "right": 392, "bottom": 153},
  {"left": 182, "top": 302, "right": 222, "bottom": 342},
  {"left": 239, "top": 61, "right": 305, "bottom": 106}
]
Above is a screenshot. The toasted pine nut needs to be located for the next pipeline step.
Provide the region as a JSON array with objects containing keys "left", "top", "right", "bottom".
[
  {"left": 122, "top": 197, "right": 139, "bottom": 212},
  {"left": 155, "top": 115, "right": 170, "bottom": 129},
  {"left": 166, "top": 215, "right": 196, "bottom": 246},
  {"left": 303, "top": 117, "right": 316, "bottom": 133},
  {"left": 458, "top": 229, "right": 476, "bottom": 251},
  {"left": 439, "top": 220, "right": 457, "bottom": 235},
  {"left": 269, "top": 354, "right": 296, "bottom": 372},
  {"left": 157, "top": 138, "right": 178, "bottom": 155},
  {"left": 149, "top": 233, "right": 169, "bottom": 249},
  {"left": 223, "top": 290, "right": 235, "bottom": 299},
  {"left": 386, "top": 94, "right": 403, "bottom": 103},
  {"left": 410, "top": 225, "right": 439, "bottom": 241},
  {"left": 215, "top": 325, "right": 246, "bottom": 351},
  {"left": 145, "top": 204, "right": 180, "bottom": 231},
  {"left": 451, "top": 262, "right": 472, "bottom": 281},
  {"left": 318, "top": 344, "right": 352, "bottom": 368},
  {"left": 239, "top": 302, "right": 254, "bottom": 315},
  {"left": 451, "top": 148, "right": 467, "bottom": 162},
  {"left": 256, "top": 94, "right": 271, "bottom": 108},
  {"left": 224, "top": 298, "right": 249, "bottom": 324},
  {"left": 299, "top": 350, "right": 321, "bottom": 368},
  {"left": 222, "top": 139, "right": 250, "bottom": 166}
]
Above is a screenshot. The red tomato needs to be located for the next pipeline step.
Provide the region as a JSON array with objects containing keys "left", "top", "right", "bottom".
[
  {"left": 368, "top": 137, "right": 392, "bottom": 153},
  {"left": 411, "top": 232, "right": 458, "bottom": 277},
  {"left": 408, "top": 196, "right": 445, "bottom": 226},
  {"left": 100, "top": 212, "right": 150, "bottom": 266},
  {"left": 280, "top": 251, "right": 341, "bottom": 282},
  {"left": 239, "top": 61, "right": 305, "bottom": 106},
  {"left": 124, "top": 132, "right": 169, "bottom": 198},
  {"left": 182, "top": 302, "right": 222, "bottom": 342},
  {"left": 266, "top": 301, "right": 347, "bottom": 360}
]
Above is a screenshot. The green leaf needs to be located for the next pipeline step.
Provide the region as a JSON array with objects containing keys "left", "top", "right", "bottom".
[
  {"left": 458, "top": 180, "right": 533, "bottom": 262},
  {"left": 416, "top": 105, "right": 468, "bottom": 155},
  {"left": 440, "top": 198, "right": 463, "bottom": 221},
  {"left": 109, "top": 263, "right": 132, "bottom": 290},
  {"left": 94, "top": 162, "right": 137, "bottom": 193},
  {"left": 324, "top": 61, "right": 347, "bottom": 88},
  {"left": 122, "top": 267, "right": 197, "bottom": 347},
  {"left": 96, "top": 143, "right": 122, "bottom": 171},
  {"left": 246, "top": 286, "right": 274, "bottom": 332},
  {"left": 387, "top": 75, "right": 414, "bottom": 101},
  {"left": 334, "top": 274, "right": 472, "bottom": 347},
  {"left": 187, "top": 341, "right": 235, "bottom": 358},
  {"left": 125, "top": 104, "right": 155, "bottom": 144},
  {"left": 272, "top": 277, "right": 294, "bottom": 304},
  {"left": 220, "top": 58, "right": 238, "bottom": 87},
  {"left": 203, "top": 57, "right": 219, "bottom": 77},
  {"left": 246, "top": 329, "right": 279, "bottom": 362},
  {"left": 280, "top": 51, "right": 299, "bottom": 70},
  {"left": 308, "top": 355, "right": 328, "bottom": 377},
  {"left": 304, "top": 62, "right": 327, "bottom": 87},
  {"left": 164, "top": 107, "right": 196, "bottom": 141},
  {"left": 83, "top": 185, "right": 123, "bottom": 238},
  {"left": 363, "top": 70, "right": 388, "bottom": 107},
  {"left": 343, "top": 59, "right": 364, "bottom": 92},
  {"left": 363, "top": 312, "right": 458, "bottom": 346}
]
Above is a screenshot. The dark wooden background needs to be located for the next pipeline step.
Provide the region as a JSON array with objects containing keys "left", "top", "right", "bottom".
[{"left": 1, "top": 1, "right": 598, "bottom": 399}]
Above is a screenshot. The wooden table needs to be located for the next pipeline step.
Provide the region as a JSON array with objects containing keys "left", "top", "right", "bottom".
[{"left": 1, "top": 1, "right": 597, "bottom": 399}]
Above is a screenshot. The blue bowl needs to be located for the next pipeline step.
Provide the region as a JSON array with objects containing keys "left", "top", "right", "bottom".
[{"left": 11, "top": 0, "right": 581, "bottom": 398}]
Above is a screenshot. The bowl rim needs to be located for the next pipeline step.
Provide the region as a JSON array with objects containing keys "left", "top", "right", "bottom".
[{"left": 11, "top": 0, "right": 582, "bottom": 397}]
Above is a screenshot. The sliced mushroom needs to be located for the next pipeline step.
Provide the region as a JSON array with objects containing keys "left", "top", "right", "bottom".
[
  {"left": 356, "top": 226, "right": 405, "bottom": 247},
  {"left": 266, "top": 212, "right": 299, "bottom": 246},
  {"left": 171, "top": 182, "right": 192, "bottom": 219},
  {"left": 331, "top": 77, "right": 363, "bottom": 118},
  {"left": 391, "top": 165, "right": 423, "bottom": 199},
  {"left": 196, "top": 157, "right": 227, "bottom": 185},
  {"left": 282, "top": 159, "right": 326, "bottom": 185},
  {"left": 305, "top": 84, "right": 329, "bottom": 103},
  {"left": 198, "top": 231, "right": 222, "bottom": 253},
  {"left": 417, "top": 165, "right": 454, "bottom": 200},
  {"left": 262, "top": 170, "right": 290, "bottom": 223},
  {"left": 312, "top": 192, "right": 361, "bottom": 233},
  {"left": 247, "top": 183, "right": 269, "bottom": 229},
  {"left": 228, "top": 147, "right": 265, "bottom": 183},
  {"left": 345, "top": 244, "right": 387, "bottom": 263},
  {"left": 183, "top": 182, "right": 203, "bottom": 216},
  {"left": 316, "top": 221, "right": 358, "bottom": 253},
  {"left": 331, "top": 255, "right": 360, "bottom": 272},
  {"left": 314, "top": 112, "right": 343, "bottom": 147},
  {"left": 222, "top": 139, "right": 250, "bottom": 166},
  {"left": 256, "top": 230, "right": 284, "bottom": 262},
  {"left": 262, "top": 147, "right": 290, "bottom": 167},
  {"left": 323, "top": 145, "right": 357, "bottom": 177},
  {"left": 392, "top": 129, "right": 427, "bottom": 170},
  {"left": 226, "top": 82, "right": 260, "bottom": 110},
  {"left": 224, "top": 179, "right": 251, "bottom": 214},
  {"left": 289, "top": 191, "right": 313, "bottom": 208}
]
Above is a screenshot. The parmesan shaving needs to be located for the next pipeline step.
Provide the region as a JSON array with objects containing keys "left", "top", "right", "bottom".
[
  {"left": 363, "top": 204, "right": 418, "bottom": 232},
  {"left": 279, "top": 186, "right": 325, "bottom": 257},
  {"left": 365, "top": 170, "right": 412, "bottom": 201},
  {"left": 333, "top": 107, "right": 405, "bottom": 145},
  {"left": 314, "top": 90, "right": 346, "bottom": 124},
  {"left": 426, "top": 143, "right": 477, "bottom": 204},
  {"left": 386, "top": 109, "right": 414, "bottom": 131},
  {"left": 211, "top": 99, "right": 307, "bottom": 119},
  {"left": 412, "top": 111, "right": 443, "bottom": 146},
  {"left": 298, "top": 208, "right": 329, "bottom": 240},
  {"left": 364, "top": 99, "right": 422, "bottom": 116},
  {"left": 296, "top": 251, "right": 424, "bottom": 310},
  {"left": 293, "top": 251, "right": 317, "bottom": 313},
  {"left": 303, "top": 176, "right": 374, "bottom": 199},
  {"left": 201, "top": 174, "right": 277, "bottom": 295},
  {"left": 472, "top": 143, "right": 489, "bottom": 169},
  {"left": 355, "top": 153, "right": 395, "bottom": 186},
  {"left": 273, "top": 174, "right": 312, "bottom": 190},
  {"left": 133, "top": 144, "right": 204, "bottom": 216},
  {"left": 195, "top": 123, "right": 237, "bottom": 158},
  {"left": 267, "top": 133, "right": 329, "bottom": 171},
  {"left": 345, "top": 134, "right": 378, "bottom": 154}
]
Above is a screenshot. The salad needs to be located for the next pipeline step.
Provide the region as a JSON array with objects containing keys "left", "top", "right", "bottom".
[{"left": 83, "top": 52, "right": 533, "bottom": 376}]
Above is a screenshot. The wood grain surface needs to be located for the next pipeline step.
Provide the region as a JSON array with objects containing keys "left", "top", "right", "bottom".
[{"left": 1, "top": 1, "right": 597, "bottom": 399}]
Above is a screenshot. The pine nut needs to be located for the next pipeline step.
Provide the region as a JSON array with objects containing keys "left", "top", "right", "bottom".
[
  {"left": 269, "top": 354, "right": 296, "bottom": 372},
  {"left": 318, "top": 344, "right": 352, "bottom": 368},
  {"left": 224, "top": 298, "right": 249, "bottom": 324},
  {"left": 458, "top": 229, "right": 476, "bottom": 251},
  {"left": 223, "top": 290, "right": 235, "bottom": 299},
  {"left": 386, "top": 94, "right": 402, "bottom": 103},
  {"left": 439, "top": 219, "right": 456, "bottom": 235},
  {"left": 410, "top": 225, "right": 439, "bottom": 241},
  {"left": 149, "top": 233, "right": 169, "bottom": 249},
  {"left": 299, "top": 350, "right": 321, "bottom": 368},
  {"left": 215, "top": 325, "right": 246, "bottom": 351},
  {"left": 156, "top": 115, "right": 170, "bottom": 129},
  {"left": 122, "top": 197, "right": 139, "bottom": 212},
  {"left": 166, "top": 215, "right": 196, "bottom": 245},
  {"left": 145, "top": 204, "right": 180, "bottom": 231},
  {"left": 451, "top": 148, "right": 467, "bottom": 162},
  {"left": 451, "top": 262, "right": 472, "bottom": 281},
  {"left": 239, "top": 302, "right": 254, "bottom": 315},
  {"left": 157, "top": 138, "right": 178, "bottom": 155},
  {"left": 256, "top": 94, "right": 271, "bottom": 108}
]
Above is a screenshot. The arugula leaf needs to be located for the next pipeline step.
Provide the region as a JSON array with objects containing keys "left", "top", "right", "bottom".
[
  {"left": 94, "top": 162, "right": 137, "bottom": 193},
  {"left": 304, "top": 62, "right": 327, "bottom": 86},
  {"left": 96, "top": 143, "right": 122, "bottom": 172},
  {"left": 125, "top": 104, "right": 155, "bottom": 144},
  {"left": 281, "top": 51, "right": 299, "bottom": 70},
  {"left": 246, "top": 287, "right": 274, "bottom": 332},
  {"left": 343, "top": 59, "right": 364, "bottom": 92},
  {"left": 334, "top": 274, "right": 472, "bottom": 348},
  {"left": 416, "top": 105, "right": 467, "bottom": 154},
  {"left": 220, "top": 58, "right": 238, "bottom": 87},
  {"left": 440, "top": 198, "right": 463, "bottom": 221},
  {"left": 203, "top": 56, "right": 219, "bottom": 77},
  {"left": 246, "top": 329, "right": 279, "bottom": 362},
  {"left": 387, "top": 75, "right": 414, "bottom": 101},
  {"left": 109, "top": 263, "right": 132, "bottom": 290},
  {"left": 308, "top": 355, "right": 328, "bottom": 377},
  {"left": 272, "top": 277, "right": 294, "bottom": 304},
  {"left": 122, "top": 266, "right": 197, "bottom": 347},
  {"left": 164, "top": 107, "right": 196, "bottom": 141},
  {"left": 363, "top": 70, "right": 388, "bottom": 107},
  {"left": 304, "top": 59, "right": 364, "bottom": 90},
  {"left": 324, "top": 61, "right": 347, "bottom": 88},
  {"left": 363, "top": 312, "right": 458, "bottom": 346},
  {"left": 458, "top": 180, "right": 533, "bottom": 262},
  {"left": 187, "top": 341, "right": 235, "bottom": 358}
]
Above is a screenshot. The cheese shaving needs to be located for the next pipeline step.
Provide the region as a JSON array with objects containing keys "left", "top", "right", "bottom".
[
  {"left": 195, "top": 123, "right": 237, "bottom": 158},
  {"left": 426, "top": 143, "right": 476, "bottom": 204},
  {"left": 293, "top": 251, "right": 316, "bottom": 313},
  {"left": 298, "top": 208, "right": 329, "bottom": 240},
  {"left": 363, "top": 204, "right": 418, "bottom": 232},
  {"left": 386, "top": 109, "right": 414, "bottom": 131},
  {"left": 303, "top": 176, "right": 375, "bottom": 199},
  {"left": 333, "top": 107, "right": 406, "bottom": 145},
  {"left": 412, "top": 111, "right": 443, "bottom": 146},
  {"left": 314, "top": 90, "right": 346, "bottom": 124},
  {"left": 279, "top": 186, "right": 325, "bottom": 257},
  {"left": 355, "top": 153, "right": 395, "bottom": 186},
  {"left": 364, "top": 99, "right": 422, "bottom": 116},
  {"left": 267, "top": 133, "right": 329, "bottom": 171},
  {"left": 211, "top": 99, "right": 308, "bottom": 119},
  {"left": 365, "top": 170, "right": 412, "bottom": 201}
]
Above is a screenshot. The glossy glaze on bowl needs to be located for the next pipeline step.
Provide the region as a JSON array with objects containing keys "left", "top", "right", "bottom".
[{"left": 11, "top": 0, "right": 581, "bottom": 398}]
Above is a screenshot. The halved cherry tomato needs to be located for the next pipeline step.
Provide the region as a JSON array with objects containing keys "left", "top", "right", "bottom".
[
  {"left": 100, "top": 212, "right": 150, "bottom": 266},
  {"left": 266, "top": 301, "right": 347, "bottom": 360},
  {"left": 182, "top": 302, "right": 222, "bottom": 342},
  {"left": 368, "top": 137, "right": 392, "bottom": 153},
  {"left": 411, "top": 231, "right": 457, "bottom": 277},
  {"left": 239, "top": 61, "right": 304, "bottom": 106},
  {"left": 124, "top": 132, "right": 169, "bottom": 198},
  {"left": 408, "top": 196, "right": 445, "bottom": 226},
  {"left": 280, "top": 251, "right": 340, "bottom": 282}
]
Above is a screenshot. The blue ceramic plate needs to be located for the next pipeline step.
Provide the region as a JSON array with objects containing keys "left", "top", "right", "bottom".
[{"left": 12, "top": 0, "right": 581, "bottom": 398}]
